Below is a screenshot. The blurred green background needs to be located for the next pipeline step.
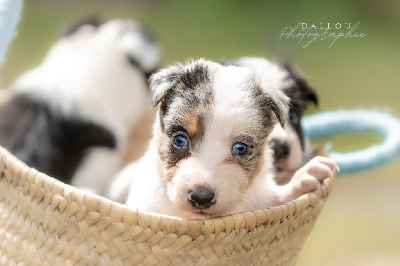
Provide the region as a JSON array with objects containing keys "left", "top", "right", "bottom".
[{"left": 1, "top": 0, "right": 399, "bottom": 265}]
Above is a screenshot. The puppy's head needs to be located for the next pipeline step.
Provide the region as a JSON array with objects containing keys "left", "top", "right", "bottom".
[
  {"left": 150, "top": 59, "right": 289, "bottom": 218},
  {"left": 268, "top": 63, "right": 318, "bottom": 182},
  {"left": 13, "top": 18, "right": 161, "bottom": 139},
  {"left": 60, "top": 16, "right": 161, "bottom": 80}
]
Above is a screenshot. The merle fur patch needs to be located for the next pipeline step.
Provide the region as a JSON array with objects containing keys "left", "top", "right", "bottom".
[
  {"left": 153, "top": 62, "right": 213, "bottom": 174},
  {"left": 232, "top": 85, "right": 276, "bottom": 180},
  {"left": 150, "top": 60, "right": 211, "bottom": 107}
]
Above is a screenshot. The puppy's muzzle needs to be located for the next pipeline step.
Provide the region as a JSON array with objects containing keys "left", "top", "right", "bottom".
[
  {"left": 270, "top": 139, "right": 290, "bottom": 160},
  {"left": 188, "top": 187, "right": 216, "bottom": 209}
]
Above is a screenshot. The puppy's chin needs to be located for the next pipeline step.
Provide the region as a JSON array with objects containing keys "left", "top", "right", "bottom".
[
  {"left": 171, "top": 202, "right": 234, "bottom": 219},
  {"left": 183, "top": 210, "right": 228, "bottom": 219},
  {"left": 171, "top": 205, "right": 227, "bottom": 219}
]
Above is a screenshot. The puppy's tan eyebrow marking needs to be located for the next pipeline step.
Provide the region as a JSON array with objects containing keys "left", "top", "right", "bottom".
[{"left": 181, "top": 114, "right": 204, "bottom": 139}]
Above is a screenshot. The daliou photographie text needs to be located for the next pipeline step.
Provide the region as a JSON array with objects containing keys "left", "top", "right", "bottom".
[{"left": 280, "top": 22, "right": 367, "bottom": 48}]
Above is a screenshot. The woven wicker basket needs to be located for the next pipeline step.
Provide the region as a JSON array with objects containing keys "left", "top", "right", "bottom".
[{"left": 0, "top": 145, "right": 334, "bottom": 265}]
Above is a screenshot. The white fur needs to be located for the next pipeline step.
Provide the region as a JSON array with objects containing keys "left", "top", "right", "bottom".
[
  {"left": 109, "top": 123, "right": 184, "bottom": 217},
  {"left": 233, "top": 57, "right": 294, "bottom": 92},
  {"left": 12, "top": 19, "right": 160, "bottom": 195},
  {"left": 110, "top": 60, "right": 337, "bottom": 219}
]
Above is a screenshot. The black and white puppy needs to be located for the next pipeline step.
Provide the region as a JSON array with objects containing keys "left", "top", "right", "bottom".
[
  {"left": 230, "top": 57, "right": 319, "bottom": 184},
  {"left": 0, "top": 18, "right": 161, "bottom": 195},
  {"left": 109, "top": 59, "right": 338, "bottom": 219}
]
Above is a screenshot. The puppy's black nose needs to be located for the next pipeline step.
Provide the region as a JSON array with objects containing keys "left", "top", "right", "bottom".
[
  {"left": 188, "top": 188, "right": 215, "bottom": 209},
  {"left": 270, "top": 139, "right": 290, "bottom": 160}
]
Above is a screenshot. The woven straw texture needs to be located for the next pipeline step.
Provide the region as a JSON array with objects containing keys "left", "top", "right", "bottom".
[{"left": 0, "top": 146, "right": 334, "bottom": 265}]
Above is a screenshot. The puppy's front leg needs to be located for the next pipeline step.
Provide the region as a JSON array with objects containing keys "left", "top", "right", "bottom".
[{"left": 277, "top": 156, "right": 339, "bottom": 203}]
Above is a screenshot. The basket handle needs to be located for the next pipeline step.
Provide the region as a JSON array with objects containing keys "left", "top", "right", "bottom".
[
  {"left": 302, "top": 109, "right": 400, "bottom": 174},
  {"left": 0, "top": 0, "right": 23, "bottom": 72}
]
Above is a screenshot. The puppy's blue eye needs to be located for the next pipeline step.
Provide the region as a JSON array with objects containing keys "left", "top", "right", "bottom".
[
  {"left": 174, "top": 135, "right": 188, "bottom": 148},
  {"left": 232, "top": 142, "right": 248, "bottom": 155}
]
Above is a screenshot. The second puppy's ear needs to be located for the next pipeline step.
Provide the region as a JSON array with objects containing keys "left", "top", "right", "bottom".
[
  {"left": 301, "top": 80, "right": 318, "bottom": 106},
  {"left": 281, "top": 63, "right": 319, "bottom": 106},
  {"left": 149, "top": 64, "right": 184, "bottom": 107}
]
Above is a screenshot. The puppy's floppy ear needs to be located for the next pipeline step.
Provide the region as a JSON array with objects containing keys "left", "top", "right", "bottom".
[
  {"left": 149, "top": 64, "right": 185, "bottom": 107},
  {"left": 266, "top": 89, "right": 290, "bottom": 128},
  {"left": 150, "top": 59, "right": 210, "bottom": 107},
  {"left": 300, "top": 79, "right": 318, "bottom": 106},
  {"left": 280, "top": 63, "right": 319, "bottom": 106}
]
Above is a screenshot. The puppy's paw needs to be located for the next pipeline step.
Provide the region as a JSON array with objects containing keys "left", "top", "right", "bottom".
[{"left": 289, "top": 156, "right": 339, "bottom": 200}]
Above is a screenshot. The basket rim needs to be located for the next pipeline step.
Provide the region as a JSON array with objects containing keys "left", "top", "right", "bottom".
[{"left": 0, "top": 145, "right": 334, "bottom": 239}]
